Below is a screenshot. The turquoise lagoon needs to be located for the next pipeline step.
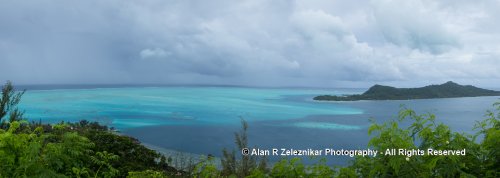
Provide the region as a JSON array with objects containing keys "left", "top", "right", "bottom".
[
  {"left": 19, "top": 87, "right": 364, "bottom": 130},
  {"left": 18, "top": 86, "right": 500, "bottom": 165}
]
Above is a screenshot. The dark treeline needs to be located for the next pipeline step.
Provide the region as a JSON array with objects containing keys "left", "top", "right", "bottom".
[{"left": 314, "top": 81, "right": 500, "bottom": 101}]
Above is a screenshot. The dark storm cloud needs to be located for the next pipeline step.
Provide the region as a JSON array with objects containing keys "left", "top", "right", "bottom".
[{"left": 0, "top": 0, "right": 499, "bottom": 87}]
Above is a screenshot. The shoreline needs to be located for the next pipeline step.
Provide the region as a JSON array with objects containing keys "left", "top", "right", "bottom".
[{"left": 141, "top": 142, "right": 223, "bottom": 170}]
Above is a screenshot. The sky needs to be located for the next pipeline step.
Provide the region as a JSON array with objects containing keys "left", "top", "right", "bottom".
[{"left": 1, "top": 0, "right": 499, "bottom": 88}]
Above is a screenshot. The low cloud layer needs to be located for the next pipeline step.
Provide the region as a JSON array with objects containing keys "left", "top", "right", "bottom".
[{"left": 1, "top": 0, "right": 499, "bottom": 87}]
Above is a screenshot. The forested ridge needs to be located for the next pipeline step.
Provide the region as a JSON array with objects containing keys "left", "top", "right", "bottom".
[
  {"left": 1, "top": 81, "right": 498, "bottom": 177},
  {"left": 314, "top": 81, "right": 500, "bottom": 101}
]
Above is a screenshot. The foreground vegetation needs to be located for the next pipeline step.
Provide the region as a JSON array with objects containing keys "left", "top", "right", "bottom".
[
  {"left": 314, "top": 81, "right": 500, "bottom": 101},
  {"left": 1, "top": 81, "right": 499, "bottom": 177},
  {"left": 0, "top": 81, "right": 180, "bottom": 177}
]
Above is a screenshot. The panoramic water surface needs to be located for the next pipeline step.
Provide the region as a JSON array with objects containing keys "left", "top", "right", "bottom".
[{"left": 18, "top": 86, "right": 499, "bottom": 165}]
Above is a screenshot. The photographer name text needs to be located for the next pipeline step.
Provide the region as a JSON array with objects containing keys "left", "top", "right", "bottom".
[{"left": 242, "top": 148, "right": 466, "bottom": 157}]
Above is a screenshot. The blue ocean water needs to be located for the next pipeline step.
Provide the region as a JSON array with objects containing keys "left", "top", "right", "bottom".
[
  {"left": 18, "top": 86, "right": 500, "bottom": 165},
  {"left": 19, "top": 87, "right": 364, "bottom": 129}
]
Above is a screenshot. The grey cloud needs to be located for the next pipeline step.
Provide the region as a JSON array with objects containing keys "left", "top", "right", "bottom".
[
  {"left": 0, "top": 0, "right": 499, "bottom": 87},
  {"left": 371, "top": 0, "right": 461, "bottom": 54},
  {"left": 140, "top": 48, "right": 172, "bottom": 59}
]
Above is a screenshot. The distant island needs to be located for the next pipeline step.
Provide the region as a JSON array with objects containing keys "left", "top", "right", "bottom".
[{"left": 314, "top": 81, "right": 500, "bottom": 101}]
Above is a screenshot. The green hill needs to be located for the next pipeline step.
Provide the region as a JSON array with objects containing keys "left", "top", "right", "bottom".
[{"left": 314, "top": 81, "right": 500, "bottom": 101}]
